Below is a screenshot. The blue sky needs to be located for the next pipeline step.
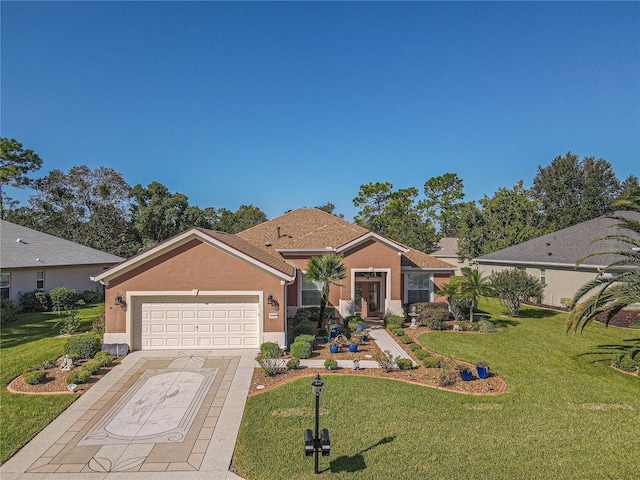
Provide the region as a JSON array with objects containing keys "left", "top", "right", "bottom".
[{"left": 2, "top": 1, "right": 638, "bottom": 221}]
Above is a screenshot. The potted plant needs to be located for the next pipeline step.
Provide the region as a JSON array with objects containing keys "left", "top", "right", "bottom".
[
  {"left": 329, "top": 334, "right": 348, "bottom": 353},
  {"left": 360, "top": 329, "right": 370, "bottom": 341},
  {"left": 457, "top": 364, "right": 473, "bottom": 381},
  {"left": 474, "top": 360, "right": 490, "bottom": 379},
  {"left": 348, "top": 336, "right": 360, "bottom": 352}
]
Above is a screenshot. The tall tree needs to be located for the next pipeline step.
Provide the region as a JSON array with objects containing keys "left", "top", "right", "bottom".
[
  {"left": 533, "top": 152, "right": 620, "bottom": 230},
  {"left": 27, "top": 165, "right": 132, "bottom": 256},
  {"left": 314, "top": 202, "right": 344, "bottom": 218},
  {"left": 421, "top": 173, "right": 465, "bottom": 236},
  {"left": 211, "top": 204, "right": 267, "bottom": 233},
  {"left": 615, "top": 175, "right": 640, "bottom": 211},
  {"left": 305, "top": 254, "right": 347, "bottom": 327},
  {"left": 566, "top": 212, "right": 640, "bottom": 333},
  {"left": 0, "top": 137, "right": 43, "bottom": 218}
]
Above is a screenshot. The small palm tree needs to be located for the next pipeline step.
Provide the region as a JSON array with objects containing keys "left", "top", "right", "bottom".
[
  {"left": 436, "top": 280, "right": 460, "bottom": 317},
  {"left": 457, "top": 267, "right": 493, "bottom": 322},
  {"left": 566, "top": 213, "right": 640, "bottom": 333},
  {"left": 305, "top": 253, "right": 347, "bottom": 327}
]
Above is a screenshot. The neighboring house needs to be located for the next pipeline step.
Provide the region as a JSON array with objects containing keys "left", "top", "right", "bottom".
[
  {"left": 474, "top": 211, "right": 640, "bottom": 307},
  {"left": 430, "top": 237, "right": 467, "bottom": 274},
  {"left": 0, "top": 220, "right": 124, "bottom": 304},
  {"left": 93, "top": 208, "right": 456, "bottom": 351}
]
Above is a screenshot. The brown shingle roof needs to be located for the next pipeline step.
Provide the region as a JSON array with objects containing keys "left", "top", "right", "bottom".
[{"left": 402, "top": 248, "right": 459, "bottom": 269}]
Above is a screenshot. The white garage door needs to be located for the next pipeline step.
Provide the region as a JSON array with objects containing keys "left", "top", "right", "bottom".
[{"left": 134, "top": 296, "right": 260, "bottom": 350}]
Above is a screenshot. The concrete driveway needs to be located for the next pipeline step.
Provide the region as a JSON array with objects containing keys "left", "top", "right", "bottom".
[{"left": 0, "top": 349, "right": 256, "bottom": 479}]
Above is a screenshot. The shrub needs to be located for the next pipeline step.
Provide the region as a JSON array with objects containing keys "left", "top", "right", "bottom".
[
  {"left": 478, "top": 320, "right": 497, "bottom": 333},
  {"left": 1, "top": 298, "right": 17, "bottom": 325},
  {"left": 42, "top": 358, "right": 58, "bottom": 369},
  {"left": 293, "top": 320, "right": 315, "bottom": 337},
  {"left": 614, "top": 354, "right": 638, "bottom": 373},
  {"left": 397, "top": 358, "right": 414, "bottom": 370},
  {"left": 260, "top": 342, "right": 282, "bottom": 358},
  {"left": 423, "top": 357, "right": 441, "bottom": 368},
  {"left": 290, "top": 340, "right": 312, "bottom": 359},
  {"left": 384, "top": 315, "right": 404, "bottom": 329},
  {"left": 50, "top": 287, "right": 81, "bottom": 312},
  {"left": 56, "top": 315, "right": 82, "bottom": 335},
  {"left": 324, "top": 359, "right": 338, "bottom": 370},
  {"left": 630, "top": 323, "right": 640, "bottom": 330},
  {"left": 81, "top": 361, "right": 101, "bottom": 376},
  {"left": 450, "top": 296, "right": 472, "bottom": 320},
  {"left": 489, "top": 268, "right": 545, "bottom": 317},
  {"left": 409, "top": 343, "right": 422, "bottom": 352},
  {"left": 422, "top": 314, "right": 447, "bottom": 330},
  {"left": 66, "top": 369, "right": 91, "bottom": 385},
  {"left": 295, "top": 307, "right": 335, "bottom": 325},
  {"left": 392, "top": 328, "right": 405, "bottom": 336},
  {"left": 81, "top": 289, "right": 104, "bottom": 304},
  {"left": 457, "top": 320, "right": 478, "bottom": 332},
  {"left": 294, "top": 334, "right": 316, "bottom": 349},
  {"left": 286, "top": 358, "right": 300, "bottom": 369},
  {"left": 560, "top": 297, "right": 573, "bottom": 309},
  {"left": 256, "top": 355, "right": 284, "bottom": 376},
  {"left": 94, "top": 351, "right": 113, "bottom": 367},
  {"left": 438, "top": 368, "right": 457, "bottom": 386},
  {"left": 64, "top": 333, "right": 102, "bottom": 359},
  {"left": 23, "top": 369, "right": 47, "bottom": 385},
  {"left": 399, "top": 335, "right": 414, "bottom": 344},
  {"left": 414, "top": 350, "right": 431, "bottom": 361},
  {"left": 92, "top": 310, "right": 105, "bottom": 336},
  {"left": 19, "top": 290, "right": 50, "bottom": 312},
  {"left": 374, "top": 349, "right": 398, "bottom": 373}
]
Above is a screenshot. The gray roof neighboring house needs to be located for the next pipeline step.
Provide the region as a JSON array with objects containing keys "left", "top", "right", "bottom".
[
  {"left": 431, "top": 237, "right": 459, "bottom": 259},
  {"left": 474, "top": 211, "right": 640, "bottom": 270},
  {"left": 0, "top": 220, "right": 124, "bottom": 269}
]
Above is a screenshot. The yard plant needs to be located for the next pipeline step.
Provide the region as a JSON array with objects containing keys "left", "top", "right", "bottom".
[{"left": 234, "top": 298, "right": 640, "bottom": 479}]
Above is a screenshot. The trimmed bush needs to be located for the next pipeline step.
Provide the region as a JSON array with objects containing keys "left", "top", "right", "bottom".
[
  {"left": 409, "top": 343, "right": 422, "bottom": 352},
  {"left": 64, "top": 334, "right": 102, "bottom": 359},
  {"left": 392, "top": 328, "right": 405, "bottom": 336},
  {"left": 290, "top": 341, "right": 312, "bottom": 359},
  {"left": 422, "top": 313, "right": 448, "bottom": 330},
  {"left": 42, "top": 358, "right": 58, "bottom": 369},
  {"left": 1, "top": 298, "right": 17, "bottom": 325},
  {"left": 50, "top": 287, "right": 81, "bottom": 312},
  {"left": 19, "top": 290, "right": 50, "bottom": 312},
  {"left": 23, "top": 369, "right": 47, "bottom": 385},
  {"left": 81, "top": 289, "right": 104, "bottom": 304},
  {"left": 286, "top": 358, "right": 300, "bottom": 369},
  {"left": 438, "top": 368, "right": 457, "bottom": 386},
  {"left": 423, "top": 357, "right": 441, "bottom": 368},
  {"left": 293, "top": 320, "right": 315, "bottom": 337},
  {"left": 324, "top": 359, "right": 338, "bottom": 370},
  {"left": 414, "top": 350, "right": 431, "bottom": 361},
  {"left": 294, "top": 334, "right": 316, "bottom": 349},
  {"left": 478, "top": 320, "right": 497, "bottom": 333},
  {"left": 384, "top": 315, "right": 404, "bottom": 329},
  {"left": 81, "top": 361, "right": 101, "bottom": 376},
  {"left": 399, "top": 335, "right": 414, "bottom": 344},
  {"left": 94, "top": 351, "right": 113, "bottom": 367},
  {"left": 66, "top": 369, "right": 91, "bottom": 385},
  {"left": 260, "top": 342, "right": 281, "bottom": 358},
  {"left": 397, "top": 358, "right": 414, "bottom": 370}
]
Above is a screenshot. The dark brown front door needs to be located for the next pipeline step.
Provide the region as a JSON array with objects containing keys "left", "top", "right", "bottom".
[{"left": 354, "top": 281, "right": 382, "bottom": 318}]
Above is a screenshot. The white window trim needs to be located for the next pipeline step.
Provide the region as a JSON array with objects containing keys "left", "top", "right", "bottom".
[
  {"left": 36, "top": 271, "right": 45, "bottom": 290},
  {"left": 404, "top": 272, "right": 434, "bottom": 304},
  {"left": 299, "top": 272, "right": 324, "bottom": 307},
  {"left": 0, "top": 272, "right": 10, "bottom": 299}
]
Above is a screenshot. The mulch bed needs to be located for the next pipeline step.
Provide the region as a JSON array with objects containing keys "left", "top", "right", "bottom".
[
  {"left": 7, "top": 357, "right": 121, "bottom": 395},
  {"left": 250, "top": 326, "right": 506, "bottom": 396}
]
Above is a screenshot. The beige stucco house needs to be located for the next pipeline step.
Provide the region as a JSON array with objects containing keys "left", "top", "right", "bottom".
[
  {"left": 0, "top": 220, "right": 124, "bottom": 304},
  {"left": 93, "top": 208, "right": 456, "bottom": 351},
  {"left": 474, "top": 211, "right": 640, "bottom": 307}
]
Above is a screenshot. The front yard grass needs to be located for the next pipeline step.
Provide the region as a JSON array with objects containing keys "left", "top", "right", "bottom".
[
  {"left": 233, "top": 299, "right": 640, "bottom": 479},
  {"left": 0, "top": 304, "right": 103, "bottom": 464}
]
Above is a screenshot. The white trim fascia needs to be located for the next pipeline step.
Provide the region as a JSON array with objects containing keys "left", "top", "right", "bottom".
[
  {"left": 337, "top": 232, "right": 409, "bottom": 254},
  {"left": 92, "top": 229, "right": 294, "bottom": 284},
  {"left": 473, "top": 259, "right": 607, "bottom": 270},
  {"left": 276, "top": 247, "right": 336, "bottom": 254},
  {"left": 401, "top": 267, "right": 457, "bottom": 272},
  {"left": 125, "top": 290, "right": 264, "bottom": 351}
]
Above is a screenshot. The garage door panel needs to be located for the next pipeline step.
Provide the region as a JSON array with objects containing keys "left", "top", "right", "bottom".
[{"left": 137, "top": 296, "right": 260, "bottom": 350}]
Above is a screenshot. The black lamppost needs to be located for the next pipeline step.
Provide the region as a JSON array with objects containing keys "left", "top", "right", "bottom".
[{"left": 305, "top": 373, "right": 330, "bottom": 474}]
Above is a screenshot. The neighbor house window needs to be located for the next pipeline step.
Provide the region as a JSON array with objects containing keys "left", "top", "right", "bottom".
[
  {"left": 36, "top": 271, "right": 45, "bottom": 289},
  {"left": 540, "top": 268, "right": 546, "bottom": 285},
  {"left": 0, "top": 273, "right": 10, "bottom": 299},
  {"left": 405, "top": 273, "right": 431, "bottom": 303},
  {"left": 301, "top": 275, "right": 323, "bottom": 306}
]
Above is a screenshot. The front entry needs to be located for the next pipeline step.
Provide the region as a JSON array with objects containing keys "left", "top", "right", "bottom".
[{"left": 354, "top": 281, "right": 383, "bottom": 318}]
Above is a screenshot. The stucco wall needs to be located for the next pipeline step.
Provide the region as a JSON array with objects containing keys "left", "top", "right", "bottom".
[{"left": 104, "top": 240, "right": 285, "bottom": 334}]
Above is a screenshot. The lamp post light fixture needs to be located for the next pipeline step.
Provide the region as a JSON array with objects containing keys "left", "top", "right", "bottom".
[{"left": 305, "top": 373, "right": 330, "bottom": 474}]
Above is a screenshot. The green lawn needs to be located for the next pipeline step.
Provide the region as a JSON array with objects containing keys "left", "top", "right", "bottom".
[
  {"left": 233, "top": 299, "right": 640, "bottom": 479},
  {"left": 0, "top": 304, "right": 103, "bottom": 464}
]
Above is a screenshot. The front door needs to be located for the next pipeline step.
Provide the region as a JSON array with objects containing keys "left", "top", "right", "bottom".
[{"left": 354, "top": 281, "right": 382, "bottom": 318}]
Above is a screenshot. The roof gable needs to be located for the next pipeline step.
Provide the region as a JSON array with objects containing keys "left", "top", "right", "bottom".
[
  {"left": 475, "top": 211, "right": 640, "bottom": 268},
  {"left": 0, "top": 220, "right": 124, "bottom": 269}
]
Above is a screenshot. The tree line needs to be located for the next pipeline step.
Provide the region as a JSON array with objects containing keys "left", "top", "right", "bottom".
[{"left": 2, "top": 136, "right": 638, "bottom": 259}]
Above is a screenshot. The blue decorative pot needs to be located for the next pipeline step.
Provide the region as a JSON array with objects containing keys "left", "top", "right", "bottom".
[
  {"left": 348, "top": 344, "right": 358, "bottom": 353},
  {"left": 329, "top": 345, "right": 339, "bottom": 354},
  {"left": 460, "top": 370, "right": 473, "bottom": 382},
  {"left": 330, "top": 331, "right": 337, "bottom": 338},
  {"left": 476, "top": 367, "right": 487, "bottom": 379},
  {"left": 356, "top": 324, "right": 364, "bottom": 331},
  {"left": 324, "top": 336, "right": 330, "bottom": 343},
  {"left": 361, "top": 334, "right": 369, "bottom": 341}
]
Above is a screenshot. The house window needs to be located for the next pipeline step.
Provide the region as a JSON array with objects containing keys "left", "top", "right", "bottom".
[
  {"left": 36, "top": 271, "right": 45, "bottom": 289},
  {"left": 540, "top": 268, "right": 546, "bottom": 285},
  {"left": 301, "top": 275, "right": 323, "bottom": 306},
  {"left": 0, "top": 273, "right": 10, "bottom": 299},
  {"left": 405, "top": 273, "right": 431, "bottom": 304}
]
